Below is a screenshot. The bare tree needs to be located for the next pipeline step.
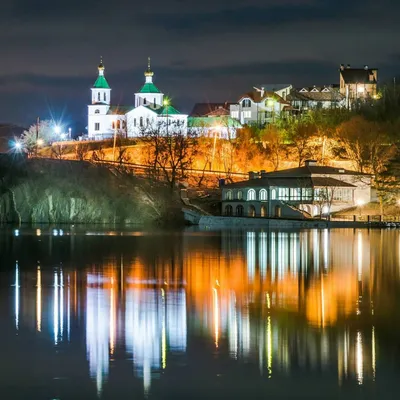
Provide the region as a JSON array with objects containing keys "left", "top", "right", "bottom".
[
  {"left": 141, "top": 122, "right": 198, "bottom": 190},
  {"left": 75, "top": 143, "right": 89, "bottom": 160},
  {"left": 51, "top": 144, "right": 68, "bottom": 160}
]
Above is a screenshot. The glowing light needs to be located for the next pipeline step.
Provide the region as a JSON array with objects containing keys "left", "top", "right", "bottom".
[
  {"left": 266, "top": 98, "right": 275, "bottom": 107},
  {"left": 356, "top": 199, "right": 365, "bottom": 207},
  {"left": 356, "top": 331, "right": 363, "bottom": 385},
  {"left": 357, "top": 86, "right": 365, "bottom": 93},
  {"left": 14, "top": 141, "right": 22, "bottom": 150},
  {"left": 54, "top": 126, "right": 61, "bottom": 134},
  {"left": 247, "top": 232, "right": 256, "bottom": 282},
  {"left": 14, "top": 229, "right": 19, "bottom": 237},
  {"left": 110, "top": 278, "right": 116, "bottom": 355},
  {"left": 36, "top": 267, "right": 42, "bottom": 332},
  {"left": 67, "top": 275, "right": 71, "bottom": 342},
  {"left": 59, "top": 229, "right": 64, "bottom": 236},
  {"left": 60, "top": 270, "right": 64, "bottom": 340},
  {"left": 37, "top": 139, "right": 44, "bottom": 146},
  {"left": 161, "top": 288, "right": 166, "bottom": 369},
  {"left": 53, "top": 229, "right": 58, "bottom": 236},
  {"left": 36, "top": 229, "right": 41, "bottom": 236},
  {"left": 163, "top": 99, "right": 169, "bottom": 106},
  {"left": 60, "top": 133, "right": 66, "bottom": 140}
]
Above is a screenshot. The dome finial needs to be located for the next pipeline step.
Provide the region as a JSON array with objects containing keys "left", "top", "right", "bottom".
[
  {"left": 144, "top": 56, "right": 154, "bottom": 78},
  {"left": 98, "top": 56, "right": 105, "bottom": 72}
]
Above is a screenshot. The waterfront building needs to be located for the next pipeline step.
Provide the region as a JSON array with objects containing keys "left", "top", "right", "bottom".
[{"left": 220, "top": 160, "right": 372, "bottom": 218}]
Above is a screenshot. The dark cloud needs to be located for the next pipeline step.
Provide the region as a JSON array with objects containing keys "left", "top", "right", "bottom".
[{"left": 0, "top": 0, "right": 398, "bottom": 127}]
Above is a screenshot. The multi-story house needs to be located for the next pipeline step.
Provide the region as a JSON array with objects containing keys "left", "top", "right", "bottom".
[
  {"left": 288, "top": 85, "right": 345, "bottom": 111},
  {"left": 230, "top": 87, "right": 291, "bottom": 126},
  {"left": 339, "top": 64, "right": 378, "bottom": 108}
]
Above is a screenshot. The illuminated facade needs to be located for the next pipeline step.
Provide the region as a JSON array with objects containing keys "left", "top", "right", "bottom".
[
  {"left": 221, "top": 160, "right": 372, "bottom": 218},
  {"left": 87, "top": 58, "right": 188, "bottom": 140}
]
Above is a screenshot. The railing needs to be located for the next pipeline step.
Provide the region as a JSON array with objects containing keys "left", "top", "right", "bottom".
[{"left": 331, "top": 215, "right": 400, "bottom": 222}]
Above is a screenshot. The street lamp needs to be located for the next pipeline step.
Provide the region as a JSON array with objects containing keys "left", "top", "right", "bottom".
[
  {"left": 54, "top": 126, "right": 61, "bottom": 135},
  {"left": 37, "top": 139, "right": 44, "bottom": 146},
  {"left": 163, "top": 98, "right": 170, "bottom": 135}
]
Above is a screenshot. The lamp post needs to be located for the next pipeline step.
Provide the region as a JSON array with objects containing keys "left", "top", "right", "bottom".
[
  {"left": 112, "top": 118, "right": 118, "bottom": 161},
  {"left": 163, "top": 98, "right": 169, "bottom": 136}
]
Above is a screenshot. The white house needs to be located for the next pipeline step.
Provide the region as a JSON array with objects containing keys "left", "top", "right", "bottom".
[
  {"left": 229, "top": 87, "right": 291, "bottom": 126},
  {"left": 87, "top": 58, "right": 187, "bottom": 140}
]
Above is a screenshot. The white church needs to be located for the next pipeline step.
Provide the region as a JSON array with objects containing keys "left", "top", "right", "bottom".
[{"left": 87, "top": 58, "right": 188, "bottom": 140}]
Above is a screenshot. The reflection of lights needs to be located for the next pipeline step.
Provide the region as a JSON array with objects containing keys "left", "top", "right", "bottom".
[
  {"left": 259, "top": 232, "right": 267, "bottom": 279},
  {"left": 266, "top": 292, "right": 271, "bottom": 309},
  {"left": 87, "top": 284, "right": 110, "bottom": 397},
  {"left": 36, "top": 229, "right": 41, "bottom": 236},
  {"left": 266, "top": 316, "right": 272, "bottom": 378},
  {"left": 357, "top": 231, "right": 363, "bottom": 282},
  {"left": 228, "top": 292, "right": 238, "bottom": 359},
  {"left": 15, "top": 262, "right": 19, "bottom": 331},
  {"left": 271, "top": 232, "right": 276, "bottom": 281},
  {"left": 321, "top": 276, "right": 325, "bottom": 328},
  {"left": 53, "top": 229, "right": 58, "bottom": 236},
  {"left": 59, "top": 229, "right": 64, "bottom": 236},
  {"left": 54, "top": 271, "right": 59, "bottom": 345},
  {"left": 372, "top": 326, "right": 376, "bottom": 381},
  {"left": 67, "top": 275, "right": 71, "bottom": 342},
  {"left": 356, "top": 331, "right": 363, "bottom": 385},
  {"left": 36, "top": 267, "right": 41, "bottom": 332},
  {"left": 37, "top": 138, "right": 44, "bottom": 146},
  {"left": 60, "top": 270, "right": 64, "bottom": 339},
  {"left": 213, "top": 287, "right": 219, "bottom": 349},
  {"left": 161, "top": 288, "right": 166, "bottom": 370},
  {"left": 14, "top": 229, "right": 19, "bottom": 237},
  {"left": 247, "top": 232, "right": 255, "bottom": 282},
  {"left": 110, "top": 278, "right": 116, "bottom": 355}
]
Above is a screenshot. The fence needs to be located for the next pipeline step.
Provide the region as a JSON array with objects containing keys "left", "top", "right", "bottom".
[{"left": 331, "top": 215, "right": 400, "bottom": 222}]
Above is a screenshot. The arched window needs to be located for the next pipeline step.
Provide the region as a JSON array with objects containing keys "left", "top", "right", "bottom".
[
  {"left": 225, "top": 190, "right": 233, "bottom": 200},
  {"left": 117, "top": 120, "right": 120, "bottom": 129},
  {"left": 97, "top": 93, "right": 100, "bottom": 101},
  {"left": 95, "top": 109, "right": 100, "bottom": 114},
  {"left": 248, "top": 205, "right": 256, "bottom": 217},
  {"left": 112, "top": 121, "right": 115, "bottom": 129},
  {"left": 271, "top": 189, "right": 276, "bottom": 200},
  {"left": 259, "top": 189, "right": 267, "bottom": 201},
  {"left": 236, "top": 205, "right": 244, "bottom": 216},
  {"left": 242, "top": 99, "right": 251, "bottom": 108},
  {"left": 237, "top": 190, "right": 243, "bottom": 200},
  {"left": 247, "top": 189, "right": 256, "bottom": 201},
  {"left": 104, "top": 92, "right": 106, "bottom": 102},
  {"left": 225, "top": 205, "right": 233, "bottom": 216},
  {"left": 261, "top": 205, "right": 267, "bottom": 217}
]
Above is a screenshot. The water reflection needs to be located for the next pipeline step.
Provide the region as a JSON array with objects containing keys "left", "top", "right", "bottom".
[{"left": 5, "top": 228, "right": 400, "bottom": 398}]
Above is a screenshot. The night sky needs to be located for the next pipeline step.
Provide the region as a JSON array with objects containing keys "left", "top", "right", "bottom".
[{"left": 0, "top": 0, "right": 399, "bottom": 131}]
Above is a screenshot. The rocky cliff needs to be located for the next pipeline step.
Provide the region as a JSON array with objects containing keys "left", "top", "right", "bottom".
[{"left": 0, "top": 155, "right": 183, "bottom": 225}]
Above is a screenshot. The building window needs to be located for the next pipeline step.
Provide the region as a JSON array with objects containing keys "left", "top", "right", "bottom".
[
  {"left": 261, "top": 205, "right": 267, "bottom": 217},
  {"left": 236, "top": 205, "right": 244, "bottom": 216},
  {"left": 247, "top": 189, "right": 256, "bottom": 201},
  {"left": 301, "top": 188, "right": 313, "bottom": 200},
  {"left": 140, "top": 117, "right": 143, "bottom": 127},
  {"left": 242, "top": 99, "right": 251, "bottom": 108},
  {"left": 237, "top": 190, "right": 243, "bottom": 200},
  {"left": 290, "top": 188, "right": 301, "bottom": 200},
  {"left": 95, "top": 109, "right": 100, "bottom": 114},
  {"left": 278, "top": 188, "right": 289, "bottom": 200},
  {"left": 117, "top": 120, "right": 121, "bottom": 129},
  {"left": 231, "top": 111, "right": 239, "bottom": 119},
  {"left": 97, "top": 93, "right": 100, "bottom": 101},
  {"left": 95, "top": 123, "right": 100, "bottom": 131},
  {"left": 259, "top": 189, "right": 267, "bottom": 201},
  {"left": 104, "top": 93, "right": 106, "bottom": 102},
  {"left": 225, "top": 190, "right": 233, "bottom": 200},
  {"left": 154, "top": 98, "right": 156, "bottom": 108},
  {"left": 248, "top": 205, "right": 256, "bottom": 217},
  {"left": 112, "top": 121, "right": 115, "bottom": 129},
  {"left": 146, "top": 118, "right": 149, "bottom": 126},
  {"left": 243, "top": 111, "right": 251, "bottom": 118},
  {"left": 333, "top": 188, "right": 352, "bottom": 202},
  {"left": 271, "top": 189, "right": 276, "bottom": 200},
  {"left": 225, "top": 205, "right": 233, "bottom": 216},
  {"left": 143, "top": 98, "right": 147, "bottom": 105},
  {"left": 264, "top": 111, "right": 273, "bottom": 118}
]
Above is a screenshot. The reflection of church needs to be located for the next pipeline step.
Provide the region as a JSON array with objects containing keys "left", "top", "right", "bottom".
[{"left": 87, "top": 58, "right": 187, "bottom": 140}]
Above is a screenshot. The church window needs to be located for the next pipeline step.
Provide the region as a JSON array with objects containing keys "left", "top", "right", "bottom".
[
  {"left": 154, "top": 98, "right": 156, "bottom": 108},
  {"left": 95, "top": 109, "right": 100, "bottom": 114},
  {"left": 134, "top": 118, "right": 136, "bottom": 127},
  {"left": 140, "top": 117, "right": 143, "bottom": 127},
  {"left": 112, "top": 121, "right": 115, "bottom": 129},
  {"left": 117, "top": 120, "right": 121, "bottom": 129},
  {"left": 104, "top": 93, "right": 106, "bottom": 102},
  {"left": 146, "top": 118, "right": 149, "bottom": 126},
  {"left": 95, "top": 123, "right": 100, "bottom": 131},
  {"left": 97, "top": 93, "right": 100, "bottom": 101},
  {"left": 143, "top": 98, "right": 147, "bottom": 105}
]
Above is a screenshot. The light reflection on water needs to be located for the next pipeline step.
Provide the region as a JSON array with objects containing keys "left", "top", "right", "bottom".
[{"left": 2, "top": 228, "right": 400, "bottom": 399}]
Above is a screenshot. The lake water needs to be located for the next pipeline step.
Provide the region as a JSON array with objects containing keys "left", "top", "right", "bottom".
[{"left": 1, "top": 226, "right": 400, "bottom": 399}]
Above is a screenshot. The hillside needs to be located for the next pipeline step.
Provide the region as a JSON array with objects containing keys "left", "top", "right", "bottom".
[{"left": 0, "top": 155, "right": 183, "bottom": 225}]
